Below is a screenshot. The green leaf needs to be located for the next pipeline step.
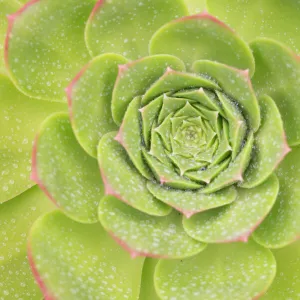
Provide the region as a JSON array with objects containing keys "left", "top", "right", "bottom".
[
  {"left": 139, "top": 258, "right": 160, "bottom": 300},
  {"left": 147, "top": 182, "right": 236, "bottom": 218},
  {"left": 98, "top": 132, "right": 171, "bottom": 216},
  {"left": 185, "top": 157, "right": 231, "bottom": 184},
  {"left": 85, "top": 0, "right": 188, "bottom": 60},
  {"left": 112, "top": 55, "right": 185, "bottom": 125},
  {"left": 29, "top": 210, "right": 144, "bottom": 300},
  {"left": 149, "top": 128, "right": 170, "bottom": 165},
  {"left": 207, "top": 0, "right": 300, "bottom": 54},
  {"left": 99, "top": 196, "right": 206, "bottom": 259},
  {"left": 6, "top": 0, "right": 96, "bottom": 101},
  {"left": 201, "top": 132, "right": 254, "bottom": 193},
  {"left": 209, "top": 121, "right": 231, "bottom": 166},
  {"left": 183, "top": 174, "right": 279, "bottom": 243},
  {"left": 142, "top": 150, "right": 202, "bottom": 190},
  {"left": 142, "top": 70, "right": 219, "bottom": 105},
  {"left": 155, "top": 240, "right": 276, "bottom": 300},
  {"left": 174, "top": 101, "right": 202, "bottom": 118},
  {"left": 0, "top": 186, "right": 55, "bottom": 300},
  {"left": 166, "top": 153, "right": 207, "bottom": 175},
  {"left": 193, "top": 60, "right": 260, "bottom": 132},
  {"left": 261, "top": 240, "right": 300, "bottom": 299},
  {"left": 0, "top": 72, "right": 66, "bottom": 203},
  {"left": 253, "top": 145, "right": 300, "bottom": 248},
  {"left": 115, "top": 96, "right": 152, "bottom": 179},
  {"left": 66, "top": 53, "right": 128, "bottom": 158},
  {"left": 216, "top": 91, "right": 247, "bottom": 159},
  {"left": 32, "top": 112, "right": 104, "bottom": 223},
  {"left": 175, "top": 88, "right": 221, "bottom": 112},
  {"left": 158, "top": 95, "right": 190, "bottom": 124},
  {"left": 141, "top": 95, "right": 163, "bottom": 148},
  {"left": 149, "top": 12, "right": 255, "bottom": 73},
  {"left": 155, "top": 113, "right": 173, "bottom": 151},
  {"left": 0, "top": 0, "right": 20, "bottom": 69},
  {"left": 250, "top": 38, "right": 300, "bottom": 146},
  {"left": 241, "top": 95, "right": 291, "bottom": 188}
]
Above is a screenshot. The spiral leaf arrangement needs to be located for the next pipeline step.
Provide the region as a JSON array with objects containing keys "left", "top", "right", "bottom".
[{"left": 1, "top": 0, "right": 300, "bottom": 299}]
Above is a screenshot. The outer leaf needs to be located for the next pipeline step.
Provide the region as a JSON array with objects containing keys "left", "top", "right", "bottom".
[
  {"left": 0, "top": 0, "right": 20, "bottom": 69},
  {"left": 99, "top": 196, "right": 206, "bottom": 259},
  {"left": 5, "top": 0, "right": 96, "bottom": 101},
  {"left": 98, "top": 132, "right": 171, "bottom": 216},
  {"left": 241, "top": 95, "right": 290, "bottom": 188},
  {"left": 112, "top": 55, "right": 185, "bottom": 125},
  {"left": 139, "top": 258, "right": 160, "bottom": 300},
  {"left": 183, "top": 174, "right": 279, "bottom": 243},
  {"left": 155, "top": 240, "right": 276, "bottom": 300},
  {"left": 28, "top": 210, "right": 144, "bottom": 300},
  {"left": 250, "top": 38, "right": 300, "bottom": 146},
  {"left": 261, "top": 240, "right": 300, "bottom": 299},
  {"left": 66, "top": 53, "right": 128, "bottom": 158},
  {"left": 32, "top": 112, "right": 104, "bottom": 223},
  {"left": 253, "top": 145, "right": 300, "bottom": 248},
  {"left": 207, "top": 0, "right": 300, "bottom": 53},
  {"left": 149, "top": 12, "right": 255, "bottom": 73},
  {"left": 0, "top": 72, "right": 66, "bottom": 203},
  {"left": 85, "top": 0, "right": 188, "bottom": 59},
  {"left": 0, "top": 186, "right": 55, "bottom": 300}
]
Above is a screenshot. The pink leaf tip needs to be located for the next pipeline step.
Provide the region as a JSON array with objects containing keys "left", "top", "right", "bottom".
[
  {"left": 118, "top": 64, "right": 128, "bottom": 73},
  {"left": 236, "top": 173, "right": 244, "bottom": 182},
  {"left": 182, "top": 211, "right": 196, "bottom": 219},
  {"left": 165, "top": 66, "right": 174, "bottom": 74},
  {"left": 159, "top": 176, "right": 169, "bottom": 185},
  {"left": 238, "top": 69, "right": 250, "bottom": 80}
]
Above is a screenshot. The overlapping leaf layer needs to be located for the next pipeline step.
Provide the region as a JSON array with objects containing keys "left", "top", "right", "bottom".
[{"left": 1, "top": 0, "right": 300, "bottom": 299}]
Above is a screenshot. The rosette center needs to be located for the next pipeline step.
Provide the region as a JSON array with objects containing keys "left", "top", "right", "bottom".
[{"left": 117, "top": 71, "right": 253, "bottom": 192}]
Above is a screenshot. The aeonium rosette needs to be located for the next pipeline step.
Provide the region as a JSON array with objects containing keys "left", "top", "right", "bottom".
[{"left": 1, "top": 0, "right": 300, "bottom": 299}]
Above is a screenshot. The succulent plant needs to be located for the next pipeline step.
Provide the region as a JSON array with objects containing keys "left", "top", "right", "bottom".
[{"left": 1, "top": 0, "right": 300, "bottom": 299}]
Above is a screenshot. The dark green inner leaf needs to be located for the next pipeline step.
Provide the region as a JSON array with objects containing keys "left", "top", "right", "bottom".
[{"left": 115, "top": 70, "right": 253, "bottom": 197}]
